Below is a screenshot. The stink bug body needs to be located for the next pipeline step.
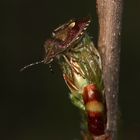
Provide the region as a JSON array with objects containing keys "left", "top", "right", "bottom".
[
  {"left": 21, "top": 17, "right": 107, "bottom": 138},
  {"left": 44, "top": 17, "right": 91, "bottom": 63},
  {"left": 20, "top": 17, "right": 91, "bottom": 71}
]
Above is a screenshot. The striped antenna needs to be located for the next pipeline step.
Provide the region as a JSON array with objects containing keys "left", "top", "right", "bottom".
[{"left": 20, "top": 59, "right": 45, "bottom": 72}]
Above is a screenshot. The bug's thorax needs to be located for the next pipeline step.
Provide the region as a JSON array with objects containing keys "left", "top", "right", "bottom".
[
  {"left": 53, "top": 17, "right": 91, "bottom": 47},
  {"left": 43, "top": 17, "right": 107, "bottom": 137}
]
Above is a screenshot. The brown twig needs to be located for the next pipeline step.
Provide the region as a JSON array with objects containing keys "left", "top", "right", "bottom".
[{"left": 96, "top": 0, "right": 122, "bottom": 140}]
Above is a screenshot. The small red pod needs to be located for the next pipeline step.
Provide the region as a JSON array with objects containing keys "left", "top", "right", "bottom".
[
  {"left": 83, "top": 84, "right": 106, "bottom": 136},
  {"left": 83, "top": 84, "right": 102, "bottom": 104}
]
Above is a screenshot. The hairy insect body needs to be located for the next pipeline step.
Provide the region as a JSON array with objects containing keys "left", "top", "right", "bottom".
[
  {"left": 22, "top": 17, "right": 106, "bottom": 137},
  {"left": 43, "top": 17, "right": 106, "bottom": 136},
  {"left": 44, "top": 17, "right": 91, "bottom": 64}
]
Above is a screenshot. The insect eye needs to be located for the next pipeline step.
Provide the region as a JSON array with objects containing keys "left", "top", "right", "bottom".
[{"left": 69, "top": 22, "right": 75, "bottom": 28}]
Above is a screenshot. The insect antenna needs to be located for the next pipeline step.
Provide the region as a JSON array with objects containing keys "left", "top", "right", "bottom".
[{"left": 20, "top": 59, "right": 45, "bottom": 72}]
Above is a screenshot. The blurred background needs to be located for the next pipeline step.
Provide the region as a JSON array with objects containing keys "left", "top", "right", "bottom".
[{"left": 1, "top": 0, "right": 140, "bottom": 140}]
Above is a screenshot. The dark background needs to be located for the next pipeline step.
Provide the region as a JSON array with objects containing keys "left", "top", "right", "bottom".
[{"left": 1, "top": 0, "right": 140, "bottom": 140}]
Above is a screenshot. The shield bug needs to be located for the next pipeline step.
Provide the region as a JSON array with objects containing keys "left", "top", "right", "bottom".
[
  {"left": 20, "top": 17, "right": 91, "bottom": 71},
  {"left": 20, "top": 17, "right": 107, "bottom": 137},
  {"left": 44, "top": 17, "right": 91, "bottom": 63}
]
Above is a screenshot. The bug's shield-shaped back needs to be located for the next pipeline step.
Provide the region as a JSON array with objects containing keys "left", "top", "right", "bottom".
[{"left": 44, "top": 17, "right": 91, "bottom": 64}]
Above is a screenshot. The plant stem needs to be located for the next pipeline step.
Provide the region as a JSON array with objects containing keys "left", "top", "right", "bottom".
[{"left": 96, "top": 0, "right": 122, "bottom": 140}]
